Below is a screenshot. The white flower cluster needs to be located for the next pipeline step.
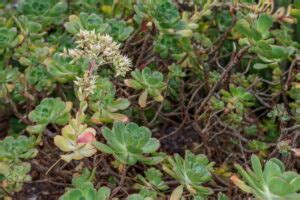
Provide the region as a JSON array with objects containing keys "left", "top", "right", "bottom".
[
  {"left": 74, "top": 72, "right": 98, "bottom": 101},
  {"left": 63, "top": 30, "right": 132, "bottom": 77}
]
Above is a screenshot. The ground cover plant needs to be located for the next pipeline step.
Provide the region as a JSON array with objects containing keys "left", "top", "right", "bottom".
[{"left": 0, "top": 0, "right": 300, "bottom": 199}]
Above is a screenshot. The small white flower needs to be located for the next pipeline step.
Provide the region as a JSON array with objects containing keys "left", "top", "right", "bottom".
[{"left": 64, "top": 30, "right": 131, "bottom": 77}]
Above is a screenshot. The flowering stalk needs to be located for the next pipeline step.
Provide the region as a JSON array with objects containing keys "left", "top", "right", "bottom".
[
  {"left": 53, "top": 60, "right": 98, "bottom": 162},
  {"left": 74, "top": 59, "right": 97, "bottom": 126},
  {"left": 54, "top": 30, "right": 132, "bottom": 162}
]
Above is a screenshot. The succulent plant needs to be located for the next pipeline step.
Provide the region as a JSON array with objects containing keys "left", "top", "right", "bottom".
[
  {"left": 154, "top": 34, "right": 183, "bottom": 59},
  {"left": 235, "top": 13, "right": 295, "bottom": 68},
  {"left": 59, "top": 183, "right": 110, "bottom": 200},
  {"left": 125, "top": 67, "right": 166, "bottom": 107},
  {"left": 0, "top": 0, "right": 299, "bottom": 198},
  {"left": 64, "top": 12, "right": 133, "bottom": 41},
  {"left": 27, "top": 98, "right": 72, "bottom": 134},
  {"left": 162, "top": 151, "right": 214, "bottom": 197},
  {"left": 126, "top": 194, "right": 144, "bottom": 200},
  {"left": 168, "top": 64, "right": 185, "bottom": 80},
  {"left": 93, "top": 122, "right": 164, "bottom": 165},
  {"left": 0, "top": 27, "right": 18, "bottom": 51},
  {"left": 150, "top": 0, "right": 181, "bottom": 29},
  {"left": 220, "top": 84, "right": 254, "bottom": 113},
  {"left": 137, "top": 167, "right": 169, "bottom": 191},
  {"left": 134, "top": 0, "right": 197, "bottom": 36},
  {"left": 10, "top": 78, "right": 26, "bottom": 104},
  {"left": 64, "top": 12, "right": 110, "bottom": 35},
  {"left": 72, "top": 167, "right": 95, "bottom": 186},
  {"left": 135, "top": 167, "right": 169, "bottom": 198},
  {"left": 210, "top": 84, "right": 255, "bottom": 126},
  {"left": 248, "top": 140, "right": 269, "bottom": 155},
  {"left": 46, "top": 52, "right": 82, "bottom": 83},
  {"left": 167, "top": 64, "right": 185, "bottom": 99},
  {"left": 0, "top": 126, "right": 37, "bottom": 195},
  {"left": 15, "top": 15, "right": 45, "bottom": 41},
  {"left": 0, "top": 161, "right": 32, "bottom": 193},
  {"left": 68, "top": 0, "right": 100, "bottom": 13},
  {"left": 17, "top": 0, "right": 68, "bottom": 26},
  {"left": 99, "top": 0, "right": 136, "bottom": 18},
  {"left": 106, "top": 18, "right": 134, "bottom": 41},
  {"left": 90, "top": 96, "right": 130, "bottom": 124},
  {"left": 0, "top": 66, "right": 20, "bottom": 98},
  {"left": 25, "top": 65, "right": 54, "bottom": 92},
  {"left": 231, "top": 154, "right": 300, "bottom": 200},
  {"left": 12, "top": 38, "right": 54, "bottom": 70},
  {"left": 217, "top": 193, "right": 229, "bottom": 200},
  {"left": 89, "top": 77, "right": 130, "bottom": 124},
  {"left": 54, "top": 119, "right": 97, "bottom": 162},
  {"left": 234, "top": 14, "right": 273, "bottom": 42},
  {"left": 0, "top": 135, "right": 37, "bottom": 162},
  {"left": 59, "top": 168, "right": 110, "bottom": 200},
  {"left": 267, "top": 104, "right": 290, "bottom": 122},
  {"left": 88, "top": 77, "right": 115, "bottom": 102},
  {"left": 134, "top": 0, "right": 196, "bottom": 68},
  {"left": 251, "top": 44, "right": 294, "bottom": 68}
]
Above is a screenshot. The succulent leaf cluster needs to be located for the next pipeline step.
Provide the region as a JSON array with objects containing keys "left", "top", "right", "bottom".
[
  {"left": 54, "top": 119, "right": 97, "bottom": 162},
  {"left": 0, "top": 162, "right": 32, "bottom": 193},
  {"left": 0, "top": 27, "right": 20, "bottom": 53},
  {"left": 235, "top": 13, "right": 295, "bottom": 69},
  {"left": 125, "top": 67, "right": 166, "bottom": 107},
  {"left": 0, "top": 66, "right": 20, "bottom": 98},
  {"left": 89, "top": 77, "right": 130, "bottom": 124},
  {"left": 46, "top": 52, "right": 83, "bottom": 83},
  {"left": 93, "top": 122, "right": 163, "bottom": 165},
  {"left": 0, "top": 0, "right": 299, "bottom": 199},
  {"left": 65, "top": 12, "right": 133, "bottom": 41},
  {"left": 135, "top": 167, "right": 169, "bottom": 198},
  {"left": 211, "top": 84, "right": 255, "bottom": 126},
  {"left": 134, "top": 0, "right": 197, "bottom": 36},
  {"left": 27, "top": 98, "right": 72, "bottom": 134},
  {"left": 0, "top": 135, "right": 37, "bottom": 194},
  {"left": 59, "top": 168, "right": 110, "bottom": 200},
  {"left": 163, "top": 151, "right": 214, "bottom": 197},
  {"left": 232, "top": 155, "right": 300, "bottom": 200},
  {"left": 17, "top": 0, "right": 68, "bottom": 26},
  {"left": 0, "top": 135, "right": 37, "bottom": 162}
]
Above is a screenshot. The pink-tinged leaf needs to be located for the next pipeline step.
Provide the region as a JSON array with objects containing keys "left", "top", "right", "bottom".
[
  {"left": 139, "top": 90, "right": 148, "bottom": 108},
  {"left": 292, "top": 148, "right": 300, "bottom": 157},
  {"left": 230, "top": 174, "right": 252, "bottom": 193},
  {"left": 77, "top": 132, "right": 96, "bottom": 144}
]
